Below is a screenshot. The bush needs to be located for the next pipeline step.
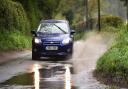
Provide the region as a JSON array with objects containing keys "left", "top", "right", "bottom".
[
  {"left": 74, "top": 32, "right": 85, "bottom": 40},
  {"left": 0, "top": 30, "right": 31, "bottom": 51},
  {"left": 101, "top": 26, "right": 120, "bottom": 32},
  {"left": 0, "top": 0, "right": 31, "bottom": 51},
  {"left": 101, "top": 15, "right": 123, "bottom": 28},
  {"left": 0, "top": 0, "right": 30, "bottom": 33},
  {"left": 95, "top": 25, "right": 128, "bottom": 86},
  {"left": 73, "top": 21, "right": 87, "bottom": 40},
  {"left": 13, "top": 0, "right": 42, "bottom": 29}
]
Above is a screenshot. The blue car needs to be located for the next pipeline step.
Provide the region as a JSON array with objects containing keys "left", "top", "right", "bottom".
[{"left": 31, "top": 20, "right": 75, "bottom": 60}]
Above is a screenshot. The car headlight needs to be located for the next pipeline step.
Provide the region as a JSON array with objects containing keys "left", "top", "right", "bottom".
[
  {"left": 35, "top": 38, "right": 41, "bottom": 44},
  {"left": 62, "top": 38, "right": 72, "bottom": 45}
]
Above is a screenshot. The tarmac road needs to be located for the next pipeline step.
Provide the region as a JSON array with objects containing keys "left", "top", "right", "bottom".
[{"left": 0, "top": 33, "right": 124, "bottom": 89}]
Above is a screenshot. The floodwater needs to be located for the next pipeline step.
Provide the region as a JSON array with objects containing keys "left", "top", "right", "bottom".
[
  {"left": 0, "top": 61, "right": 77, "bottom": 89},
  {"left": 0, "top": 33, "right": 126, "bottom": 89}
]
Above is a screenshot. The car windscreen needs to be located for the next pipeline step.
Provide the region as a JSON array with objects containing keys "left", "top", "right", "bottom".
[{"left": 37, "top": 22, "right": 69, "bottom": 34}]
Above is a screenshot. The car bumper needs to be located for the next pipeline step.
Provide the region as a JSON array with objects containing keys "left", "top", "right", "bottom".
[
  {"left": 32, "top": 43, "right": 73, "bottom": 57},
  {"left": 40, "top": 52, "right": 69, "bottom": 57}
]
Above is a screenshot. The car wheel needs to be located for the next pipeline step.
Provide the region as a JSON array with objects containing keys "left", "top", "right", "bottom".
[
  {"left": 67, "top": 48, "right": 73, "bottom": 59},
  {"left": 68, "top": 53, "right": 73, "bottom": 59},
  {"left": 32, "top": 52, "right": 40, "bottom": 60}
]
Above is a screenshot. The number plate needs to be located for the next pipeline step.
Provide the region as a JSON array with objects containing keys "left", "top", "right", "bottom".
[{"left": 46, "top": 46, "right": 58, "bottom": 50}]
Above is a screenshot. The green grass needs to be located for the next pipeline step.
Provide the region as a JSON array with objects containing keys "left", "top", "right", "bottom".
[
  {"left": 0, "top": 30, "right": 87, "bottom": 51},
  {"left": 0, "top": 30, "right": 31, "bottom": 51},
  {"left": 95, "top": 25, "right": 128, "bottom": 87},
  {"left": 74, "top": 31, "right": 86, "bottom": 41},
  {"left": 74, "top": 30, "right": 94, "bottom": 41},
  {"left": 0, "top": 29, "right": 86, "bottom": 51}
]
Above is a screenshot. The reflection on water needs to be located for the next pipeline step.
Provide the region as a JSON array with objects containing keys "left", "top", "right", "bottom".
[
  {"left": 65, "top": 65, "right": 72, "bottom": 89},
  {"left": 1, "top": 63, "right": 77, "bottom": 89},
  {"left": 33, "top": 64, "right": 40, "bottom": 89}
]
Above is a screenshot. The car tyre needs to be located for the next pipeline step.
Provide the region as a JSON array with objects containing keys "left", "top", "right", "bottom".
[
  {"left": 32, "top": 52, "right": 40, "bottom": 60},
  {"left": 66, "top": 50, "right": 73, "bottom": 60},
  {"left": 67, "top": 53, "right": 73, "bottom": 59}
]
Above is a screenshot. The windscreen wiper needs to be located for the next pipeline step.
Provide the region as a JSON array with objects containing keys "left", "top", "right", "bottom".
[{"left": 53, "top": 24, "right": 67, "bottom": 34}]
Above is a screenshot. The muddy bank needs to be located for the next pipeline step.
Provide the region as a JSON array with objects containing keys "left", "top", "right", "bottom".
[
  {"left": 0, "top": 50, "right": 31, "bottom": 64},
  {"left": 94, "top": 70, "right": 128, "bottom": 88}
]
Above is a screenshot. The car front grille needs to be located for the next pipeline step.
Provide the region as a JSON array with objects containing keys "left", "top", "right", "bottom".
[{"left": 43, "top": 41, "right": 61, "bottom": 45}]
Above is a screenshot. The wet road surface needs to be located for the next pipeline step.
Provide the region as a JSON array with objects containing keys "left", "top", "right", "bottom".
[
  {"left": 0, "top": 58, "right": 76, "bottom": 89},
  {"left": 0, "top": 33, "right": 126, "bottom": 89}
]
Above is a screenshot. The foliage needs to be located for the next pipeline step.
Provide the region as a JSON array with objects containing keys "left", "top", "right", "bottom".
[
  {"left": 82, "top": 15, "right": 124, "bottom": 31},
  {"left": 100, "top": 15, "right": 124, "bottom": 28},
  {"left": 71, "top": 20, "right": 85, "bottom": 40},
  {"left": 13, "top": 0, "right": 85, "bottom": 27},
  {"left": 95, "top": 25, "right": 128, "bottom": 86},
  {"left": 63, "top": 10, "right": 74, "bottom": 24},
  {"left": 88, "top": 0, "right": 107, "bottom": 18},
  {"left": 56, "top": 0, "right": 85, "bottom": 25},
  {"left": 0, "top": 0, "right": 87, "bottom": 51},
  {"left": 0, "top": 0, "right": 30, "bottom": 33},
  {"left": 0, "top": 30, "right": 31, "bottom": 51},
  {"left": 38, "top": 0, "right": 61, "bottom": 19},
  {"left": 13, "top": 0, "right": 42, "bottom": 29},
  {"left": 120, "top": 0, "right": 127, "bottom": 6}
]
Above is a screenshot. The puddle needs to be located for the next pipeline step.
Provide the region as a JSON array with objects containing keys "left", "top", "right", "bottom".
[
  {"left": 1, "top": 73, "right": 34, "bottom": 85},
  {"left": 0, "top": 63, "right": 77, "bottom": 89}
]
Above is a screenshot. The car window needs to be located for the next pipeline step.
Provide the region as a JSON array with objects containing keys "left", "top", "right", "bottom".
[{"left": 38, "top": 23, "right": 69, "bottom": 34}]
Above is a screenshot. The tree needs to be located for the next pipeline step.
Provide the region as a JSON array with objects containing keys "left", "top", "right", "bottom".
[
  {"left": 38, "top": 0, "right": 61, "bottom": 19},
  {"left": 85, "top": 0, "right": 89, "bottom": 30},
  {"left": 97, "top": 0, "right": 101, "bottom": 31},
  {"left": 0, "top": 0, "right": 29, "bottom": 33},
  {"left": 120, "top": 0, "right": 128, "bottom": 27},
  {"left": 120, "top": 0, "right": 127, "bottom": 6}
]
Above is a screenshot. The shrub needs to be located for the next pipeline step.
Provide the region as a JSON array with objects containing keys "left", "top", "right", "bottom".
[
  {"left": 0, "top": 30, "right": 31, "bottom": 51},
  {"left": 73, "top": 21, "right": 87, "bottom": 40},
  {"left": 0, "top": 0, "right": 30, "bottom": 33},
  {"left": 101, "top": 15, "right": 123, "bottom": 28},
  {"left": 13, "top": 0, "right": 42, "bottom": 29},
  {"left": 95, "top": 25, "right": 128, "bottom": 86}
]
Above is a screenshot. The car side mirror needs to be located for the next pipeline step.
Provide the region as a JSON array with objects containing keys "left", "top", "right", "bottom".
[
  {"left": 31, "top": 30, "right": 37, "bottom": 36},
  {"left": 71, "top": 30, "right": 76, "bottom": 34}
]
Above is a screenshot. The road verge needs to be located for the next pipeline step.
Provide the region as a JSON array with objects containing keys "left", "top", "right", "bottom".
[{"left": 0, "top": 50, "right": 31, "bottom": 65}]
